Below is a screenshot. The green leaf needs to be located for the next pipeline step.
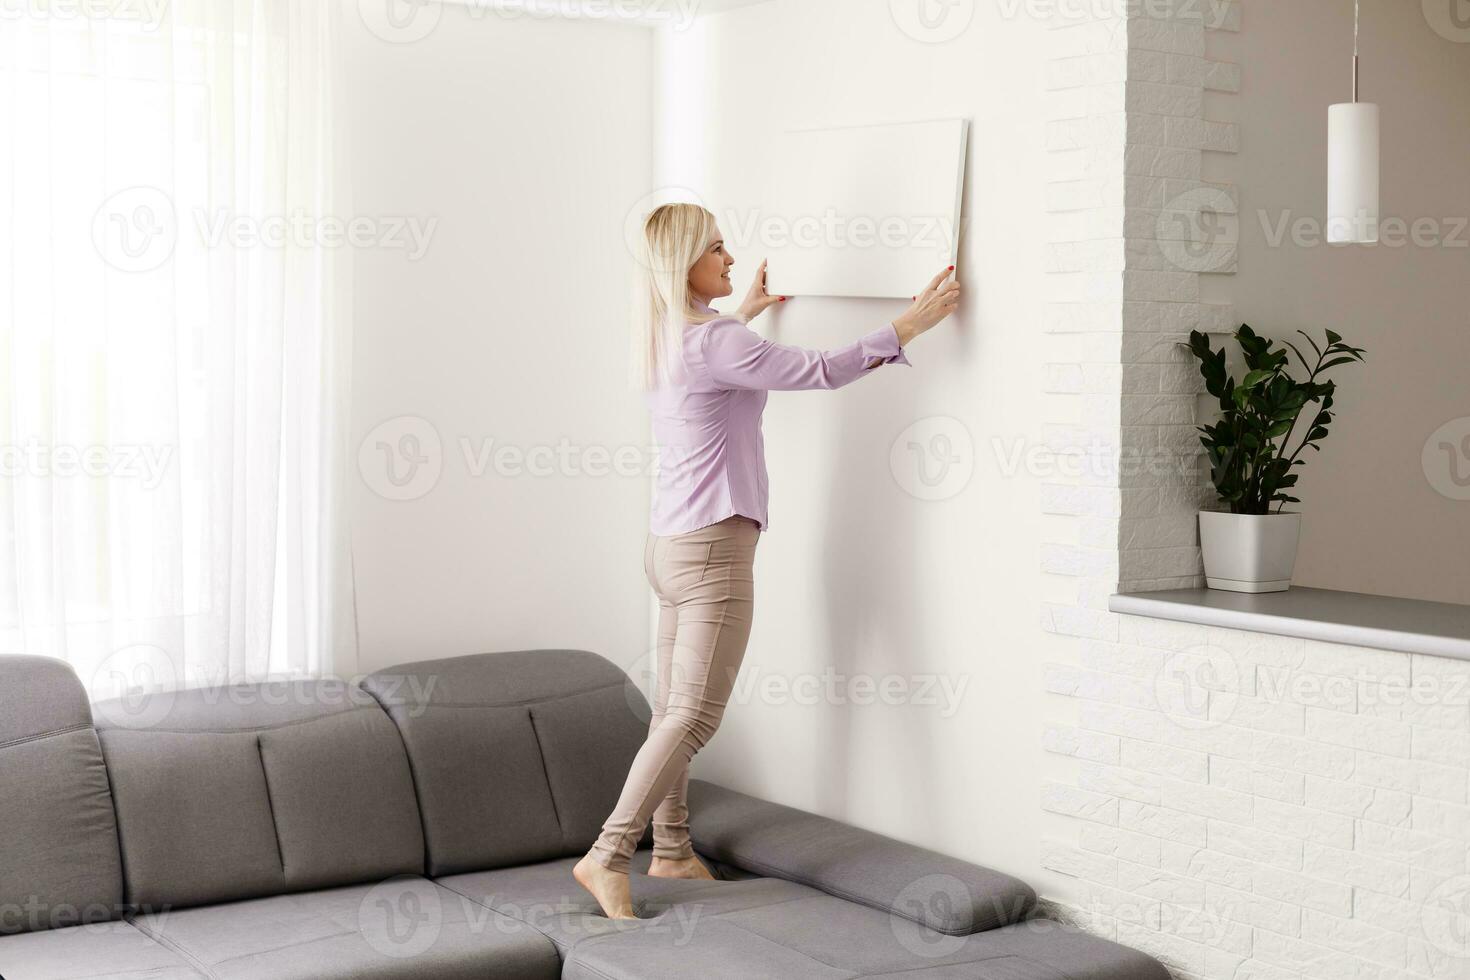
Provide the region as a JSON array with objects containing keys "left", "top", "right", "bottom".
[
  {"left": 1283, "top": 340, "right": 1313, "bottom": 372},
  {"left": 1194, "top": 324, "right": 1365, "bottom": 507},
  {"left": 1296, "top": 329, "right": 1323, "bottom": 359}
]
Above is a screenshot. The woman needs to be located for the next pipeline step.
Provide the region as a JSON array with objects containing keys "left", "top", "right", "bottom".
[{"left": 573, "top": 203, "right": 960, "bottom": 918}]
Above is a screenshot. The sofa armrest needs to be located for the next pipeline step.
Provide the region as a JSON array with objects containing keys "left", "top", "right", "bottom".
[{"left": 687, "top": 779, "right": 1035, "bottom": 936}]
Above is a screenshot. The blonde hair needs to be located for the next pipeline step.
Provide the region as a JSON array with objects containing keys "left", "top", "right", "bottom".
[{"left": 630, "top": 203, "right": 721, "bottom": 391}]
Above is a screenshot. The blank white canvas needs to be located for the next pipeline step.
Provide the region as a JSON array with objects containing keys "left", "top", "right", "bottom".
[{"left": 763, "top": 119, "right": 968, "bottom": 299}]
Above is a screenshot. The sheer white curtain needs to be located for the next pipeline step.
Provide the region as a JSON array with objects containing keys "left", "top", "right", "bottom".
[{"left": 0, "top": 0, "right": 357, "bottom": 697}]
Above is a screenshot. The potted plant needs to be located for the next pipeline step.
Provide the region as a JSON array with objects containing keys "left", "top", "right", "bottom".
[{"left": 1184, "top": 325, "right": 1366, "bottom": 593}]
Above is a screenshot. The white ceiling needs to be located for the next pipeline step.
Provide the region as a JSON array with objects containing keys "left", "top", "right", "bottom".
[
  {"left": 439, "top": 0, "right": 778, "bottom": 26},
  {"left": 686, "top": 0, "right": 775, "bottom": 11}
]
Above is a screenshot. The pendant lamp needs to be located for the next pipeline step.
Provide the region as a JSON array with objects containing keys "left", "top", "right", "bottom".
[{"left": 1328, "top": 0, "right": 1379, "bottom": 244}]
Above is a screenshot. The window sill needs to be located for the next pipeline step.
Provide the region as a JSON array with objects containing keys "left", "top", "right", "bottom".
[{"left": 1108, "top": 587, "right": 1470, "bottom": 661}]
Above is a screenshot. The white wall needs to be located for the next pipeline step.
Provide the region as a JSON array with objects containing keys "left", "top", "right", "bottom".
[
  {"left": 341, "top": 4, "right": 655, "bottom": 673},
  {"left": 652, "top": 0, "right": 1065, "bottom": 890},
  {"left": 1215, "top": 0, "right": 1470, "bottom": 605},
  {"left": 652, "top": 0, "right": 1470, "bottom": 932},
  {"left": 337, "top": 6, "right": 1469, "bottom": 967},
  {"left": 341, "top": 0, "right": 1071, "bottom": 904}
]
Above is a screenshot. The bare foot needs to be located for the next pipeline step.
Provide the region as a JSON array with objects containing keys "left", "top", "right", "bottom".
[
  {"left": 648, "top": 855, "right": 716, "bottom": 880},
  {"left": 573, "top": 854, "right": 636, "bottom": 919}
]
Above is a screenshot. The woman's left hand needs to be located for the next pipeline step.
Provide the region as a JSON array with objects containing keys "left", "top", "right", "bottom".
[{"left": 735, "top": 259, "right": 787, "bottom": 323}]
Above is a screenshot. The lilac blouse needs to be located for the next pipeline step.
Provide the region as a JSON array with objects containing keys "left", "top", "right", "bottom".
[{"left": 647, "top": 304, "right": 911, "bottom": 536}]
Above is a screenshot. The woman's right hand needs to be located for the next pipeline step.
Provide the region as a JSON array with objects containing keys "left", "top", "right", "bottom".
[{"left": 893, "top": 266, "right": 960, "bottom": 346}]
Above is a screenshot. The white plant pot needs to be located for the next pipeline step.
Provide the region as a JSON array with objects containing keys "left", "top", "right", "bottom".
[{"left": 1198, "top": 511, "right": 1302, "bottom": 594}]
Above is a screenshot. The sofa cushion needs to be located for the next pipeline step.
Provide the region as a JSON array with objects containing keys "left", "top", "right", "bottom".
[
  {"left": 0, "top": 656, "right": 124, "bottom": 935},
  {"left": 0, "top": 653, "right": 93, "bottom": 743},
  {"left": 361, "top": 650, "right": 651, "bottom": 876},
  {"left": 129, "top": 877, "right": 560, "bottom": 980},
  {"left": 434, "top": 849, "right": 1163, "bottom": 980},
  {"left": 436, "top": 848, "right": 821, "bottom": 956},
  {"left": 848, "top": 921, "right": 1172, "bottom": 979},
  {"left": 94, "top": 680, "right": 424, "bottom": 910},
  {"left": 0, "top": 921, "right": 205, "bottom": 980},
  {"left": 565, "top": 919, "right": 857, "bottom": 980},
  {"left": 688, "top": 779, "right": 1036, "bottom": 935},
  {"left": 561, "top": 892, "right": 1169, "bottom": 980}
]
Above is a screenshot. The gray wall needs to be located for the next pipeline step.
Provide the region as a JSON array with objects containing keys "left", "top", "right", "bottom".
[{"left": 1214, "top": 0, "right": 1470, "bottom": 604}]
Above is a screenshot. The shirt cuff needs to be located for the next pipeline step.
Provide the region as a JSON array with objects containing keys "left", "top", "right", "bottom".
[{"left": 860, "top": 322, "right": 911, "bottom": 368}]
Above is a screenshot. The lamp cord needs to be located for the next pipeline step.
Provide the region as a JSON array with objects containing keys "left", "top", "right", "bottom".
[{"left": 1353, "top": 0, "right": 1360, "bottom": 102}]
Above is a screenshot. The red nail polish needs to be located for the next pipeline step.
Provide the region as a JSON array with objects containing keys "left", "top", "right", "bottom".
[{"left": 948, "top": 265, "right": 955, "bottom": 271}]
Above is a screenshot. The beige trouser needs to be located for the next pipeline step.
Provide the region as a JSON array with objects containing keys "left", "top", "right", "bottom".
[{"left": 589, "top": 514, "right": 760, "bottom": 874}]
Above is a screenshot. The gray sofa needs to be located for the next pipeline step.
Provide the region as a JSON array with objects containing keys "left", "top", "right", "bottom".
[{"left": 0, "top": 649, "right": 1167, "bottom": 979}]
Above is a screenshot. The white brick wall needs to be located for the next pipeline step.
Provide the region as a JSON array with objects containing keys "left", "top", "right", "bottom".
[
  {"left": 1045, "top": 617, "right": 1470, "bottom": 980},
  {"left": 1111, "top": 0, "right": 1236, "bottom": 597},
  {"left": 1039, "top": 4, "right": 1470, "bottom": 978},
  {"left": 1041, "top": 0, "right": 1235, "bottom": 627}
]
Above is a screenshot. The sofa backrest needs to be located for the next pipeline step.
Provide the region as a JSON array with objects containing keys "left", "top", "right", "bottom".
[
  {"left": 93, "top": 679, "right": 425, "bottom": 911},
  {"left": 361, "top": 650, "right": 650, "bottom": 877},
  {"left": 0, "top": 656, "right": 124, "bottom": 935}
]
